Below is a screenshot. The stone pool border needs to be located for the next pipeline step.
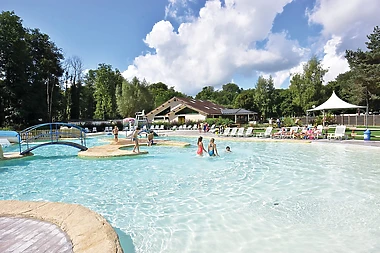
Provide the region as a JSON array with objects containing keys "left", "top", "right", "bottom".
[{"left": 0, "top": 200, "right": 123, "bottom": 253}]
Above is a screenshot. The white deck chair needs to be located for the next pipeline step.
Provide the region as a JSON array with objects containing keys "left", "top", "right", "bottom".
[
  {"left": 327, "top": 125, "right": 347, "bottom": 140},
  {"left": 150, "top": 125, "right": 155, "bottom": 130},
  {"left": 315, "top": 125, "right": 324, "bottom": 139},
  {"left": 256, "top": 127, "right": 273, "bottom": 138},
  {"left": 228, "top": 127, "right": 238, "bottom": 137},
  {"left": 187, "top": 125, "right": 193, "bottom": 130},
  {"left": 285, "top": 126, "right": 298, "bottom": 139},
  {"left": 244, "top": 127, "right": 254, "bottom": 137},
  {"left": 178, "top": 125, "right": 183, "bottom": 130},
  {"left": 159, "top": 125, "right": 164, "bottom": 130},
  {"left": 92, "top": 127, "right": 97, "bottom": 133},
  {"left": 236, "top": 127, "right": 245, "bottom": 137},
  {"left": 155, "top": 125, "right": 160, "bottom": 130},
  {"left": 222, "top": 127, "right": 231, "bottom": 136},
  {"left": 192, "top": 124, "right": 197, "bottom": 130},
  {"left": 171, "top": 125, "right": 177, "bottom": 130}
]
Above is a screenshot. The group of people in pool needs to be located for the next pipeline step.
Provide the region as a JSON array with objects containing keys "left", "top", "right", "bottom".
[
  {"left": 113, "top": 126, "right": 231, "bottom": 156},
  {"left": 197, "top": 136, "right": 231, "bottom": 156}
]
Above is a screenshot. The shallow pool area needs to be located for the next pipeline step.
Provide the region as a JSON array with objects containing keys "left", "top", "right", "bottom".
[{"left": 1, "top": 136, "right": 380, "bottom": 253}]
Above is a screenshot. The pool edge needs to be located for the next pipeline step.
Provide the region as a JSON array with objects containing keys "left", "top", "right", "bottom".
[{"left": 0, "top": 200, "right": 124, "bottom": 253}]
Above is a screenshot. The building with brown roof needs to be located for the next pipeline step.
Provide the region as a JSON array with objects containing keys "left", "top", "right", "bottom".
[{"left": 146, "top": 97, "right": 257, "bottom": 124}]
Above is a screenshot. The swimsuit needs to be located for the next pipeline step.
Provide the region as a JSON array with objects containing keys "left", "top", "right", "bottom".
[
  {"left": 197, "top": 145, "right": 203, "bottom": 155},
  {"left": 208, "top": 150, "right": 214, "bottom": 156}
]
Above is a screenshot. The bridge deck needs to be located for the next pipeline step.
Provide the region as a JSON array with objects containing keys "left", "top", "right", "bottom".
[{"left": 0, "top": 217, "right": 73, "bottom": 252}]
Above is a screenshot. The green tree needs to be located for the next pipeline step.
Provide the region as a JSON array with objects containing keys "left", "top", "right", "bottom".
[
  {"left": 234, "top": 89, "right": 256, "bottom": 111},
  {"left": 346, "top": 26, "right": 380, "bottom": 111},
  {"left": 27, "top": 28, "right": 64, "bottom": 123},
  {"left": 93, "top": 64, "right": 121, "bottom": 120},
  {"left": 215, "top": 83, "right": 241, "bottom": 107},
  {"left": 0, "top": 11, "right": 64, "bottom": 127},
  {"left": 0, "top": 11, "right": 29, "bottom": 127},
  {"left": 195, "top": 86, "right": 216, "bottom": 101},
  {"left": 116, "top": 77, "right": 153, "bottom": 117},
  {"left": 80, "top": 70, "right": 96, "bottom": 119},
  {"left": 148, "top": 82, "right": 186, "bottom": 108},
  {"left": 254, "top": 76, "right": 275, "bottom": 119},
  {"left": 273, "top": 89, "right": 293, "bottom": 117},
  {"left": 289, "top": 56, "right": 328, "bottom": 115}
]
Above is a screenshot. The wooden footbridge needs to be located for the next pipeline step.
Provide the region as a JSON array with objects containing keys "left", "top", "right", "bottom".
[{"left": 18, "top": 123, "right": 88, "bottom": 155}]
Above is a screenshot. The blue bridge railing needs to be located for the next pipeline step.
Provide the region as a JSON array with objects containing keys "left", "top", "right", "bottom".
[{"left": 18, "top": 122, "right": 87, "bottom": 155}]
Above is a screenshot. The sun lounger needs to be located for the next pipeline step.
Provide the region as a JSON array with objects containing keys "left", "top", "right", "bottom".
[
  {"left": 327, "top": 125, "right": 348, "bottom": 140},
  {"left": 160, "top": 125, "right": 164, "bottom": 130},
  {"left": 315, "top": 125, "right": 324, "bottom": 139},
  {"left": 284, "top": 126, "right": 298, "bottom": 139},
  {"left": 222, "top": 127, "right": 231, "bottom": 136},
  {"left": 244, "top": 127, "right": 254, "bottom": 137},
  {"left": 256, "top": 127, "right": 273, "bottom": 138},
  {"left": 228, "top": 127, "right": 238, "bottom": 137},
  {"left": 150, "top": 125, "right": 155, "bottom": 130},
  {"left": 236, "top": 127, "right": 245, "bottom": 137}
]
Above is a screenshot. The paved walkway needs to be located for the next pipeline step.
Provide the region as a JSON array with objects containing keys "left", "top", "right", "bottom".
[{"left": 0, "top": 217, "right": 73, "bottom": 253}]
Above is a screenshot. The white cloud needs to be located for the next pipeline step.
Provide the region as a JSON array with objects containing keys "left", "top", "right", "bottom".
[
  {"left": 321, "top": 36, "right": 349, "bottom": 83},
  {"left": 306, "top": 0, "right": 380, "bottom": 84},
  {"left": 165, "top": 0, "right": 196, "bottom": 23},
  {"left": 262, "top": 61, "right": 306, "bottom": 89},
  {"left": 308, "top": 0, "right": 380, "bottom": 52},
  {"left": 123, "top": 0, "right": 306, "bottom": 95}
]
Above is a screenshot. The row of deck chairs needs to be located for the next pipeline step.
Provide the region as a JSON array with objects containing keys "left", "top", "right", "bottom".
[
  {"left": 220, "top": 127, "right": 257, "bottom": 137},
  {"left": 150, "top": 125, "right": 165, "bottom": 130},
  {"left": 172, "top": 124, "right": 216, "bottom": 131}
]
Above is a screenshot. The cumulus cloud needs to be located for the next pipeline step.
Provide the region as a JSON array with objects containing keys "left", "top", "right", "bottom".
[
  {"left": 165, "top": 0, "right": 197, "bottom": 23},
  {"left": 308, "top": 0, "right": 380, "bottom": 52},
  {"left": 123, "top": 0, "right": 306, "bottom": 95},
  {"left": 262, "top": 61, "right": 306, "bottom": 89},
  {"left": 307, "top": 0, "right": 380, "bottom": 84},
  {"left": 321, "top": 36, "right": 349, "bottom": 83}
]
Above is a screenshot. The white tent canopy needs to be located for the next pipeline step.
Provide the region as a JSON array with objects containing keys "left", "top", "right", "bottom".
[{"left": 307, "top": 91, "right": 366, "bottom": 112}]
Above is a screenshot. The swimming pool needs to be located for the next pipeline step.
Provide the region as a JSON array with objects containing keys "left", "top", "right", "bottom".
[{"left": 1, "top": 136, "right": 380, "bottom": 253}]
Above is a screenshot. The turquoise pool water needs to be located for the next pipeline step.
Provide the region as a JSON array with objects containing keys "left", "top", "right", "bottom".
[{"left": 1, "top": 136, "right": 380, "bottom": 253}]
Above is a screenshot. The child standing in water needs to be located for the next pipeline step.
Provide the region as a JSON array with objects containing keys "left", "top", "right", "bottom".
[
  {"left": 112, "top": 126, "right": 119, "bottom": 142},
  {"left": 132, "top": 127, "right": 140, "bottom": 153},
  {"left": 196, "top": 136, "right": 207, "bottom": 156},
  {"left": 208, "top": 138, "right": 219, "bottom": 156}
]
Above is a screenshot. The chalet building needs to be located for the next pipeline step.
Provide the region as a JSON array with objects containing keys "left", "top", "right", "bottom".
[{"left": 146, "top": 97, "right": 257, "bottom": 124}]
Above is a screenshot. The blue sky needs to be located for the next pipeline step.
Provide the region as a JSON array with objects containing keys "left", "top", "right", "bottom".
[{"left": 2, "top": 0, "right": 380, "bottom": 95}]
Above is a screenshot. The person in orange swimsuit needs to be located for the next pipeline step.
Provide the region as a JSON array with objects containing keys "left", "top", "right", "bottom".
[{"left": 196, "top": 136, "right": 207, "bottom": 156}]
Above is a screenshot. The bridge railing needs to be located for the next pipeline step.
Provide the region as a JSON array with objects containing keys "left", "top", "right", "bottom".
[{"left": 19, "top": 123, "right": 87, "bottom": 154}]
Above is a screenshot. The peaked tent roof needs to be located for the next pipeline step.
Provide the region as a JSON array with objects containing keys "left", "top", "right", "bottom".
[{"left": 307, "top": 91, "right": 366, "bottom": 112}]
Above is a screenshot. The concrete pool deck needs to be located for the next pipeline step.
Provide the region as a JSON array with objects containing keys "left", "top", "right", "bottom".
[{"left": 0, "top": 200, "right": 123, "bottom": 253}]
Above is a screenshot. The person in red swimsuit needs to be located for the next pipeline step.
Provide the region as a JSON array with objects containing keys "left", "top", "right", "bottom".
[{"left": 196, "top": 136, "right": 207, "bottom": 156}]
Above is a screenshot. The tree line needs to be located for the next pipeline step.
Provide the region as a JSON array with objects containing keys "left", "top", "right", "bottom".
[{"left": 1, "top": 11, "right": 379, "bottom": 129}]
